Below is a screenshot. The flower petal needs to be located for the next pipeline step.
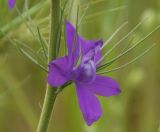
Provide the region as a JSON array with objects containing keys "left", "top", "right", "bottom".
[
  {"left": 8, "top": 0, "right": 16, "bottom": 10},
  {"left": 80, "top": 39, "right": 103, "bottom": 63},
  {"left": 66, "top": 21, "right": 103, "bottom": 65},
  {"left": 66, "top": 21, "right": 80, "bottom": 63},
  {"left": 47, "top": 56, "right": 72, "bottom": 87},
  {"left": 76, "top": 83, "right": 102, "bottom": 126},
  {"left": 87, "top": 75, "right": 121, "bottom": 97},
  {"left": 81, "top": 39, "right": 103, "bottom": 56}
]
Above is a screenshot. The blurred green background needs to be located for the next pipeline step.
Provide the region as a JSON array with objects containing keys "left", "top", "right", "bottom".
[{"left": 0, "top": 0, "right": 160, "bottom": 132}]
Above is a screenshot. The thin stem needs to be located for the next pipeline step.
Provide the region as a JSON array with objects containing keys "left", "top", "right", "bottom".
[{"left": 37, "top": 0, "right": 60, "bottom": 132}]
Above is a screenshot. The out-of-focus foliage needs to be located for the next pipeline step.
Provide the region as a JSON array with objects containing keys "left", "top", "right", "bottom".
[{"left": 0, "top": 0, "right": 159, "bottom": 132}]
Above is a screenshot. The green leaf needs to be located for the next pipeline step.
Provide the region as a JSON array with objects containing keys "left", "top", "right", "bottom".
[
  {"left": 78, "top": 4, "right": 89, "bottom": 26},
  {"left": 101, "top": 21, "right": 128, "bottom": 49},
  {"left": 15, "top": 39, "right": 47, "bottom": 62},
  {"left": 84, "top": 5, "right": 127, "bottom": 20},
  {"left": 13, "top": 39, "right": 48, "bottom": 72},
  {"left": 56, "top": 0, "right": 69, "bottom": 56},
  {"left": 37, "top": 27, "right": 48, "bottom": 59},
  {"left": 0, "top": 1, "right": 47, "bottom": 38},
  {"left": 19, "top": 48, "right": 48, "bottom": 72},
  {"left": 15, "top": 7, "right": 40, "bottom": 42},
  {"left": 98, "top": 44, "right": 156, "bottom": 74},
  {"left": 97, "top": 24, "right": 160, "bottom": 71},
  {"left": 98, "top": 18, "right": 146, "bottom": 65}
]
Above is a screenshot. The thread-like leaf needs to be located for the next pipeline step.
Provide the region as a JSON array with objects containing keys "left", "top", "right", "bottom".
[
  {"left": 78, "top": 4, "right": 89, "bottom": 26},
  {"left": 73, "top": 5, "right": 80, "bottom": 52},
  {"left": 67, "top": 0, "right": 74, "bottom": 19},
  {"left": 16, "top": 5, "right": 49, "bottom": 61},
  {"left": 101, "top": 21, "right": 128, "bottom": 49},
  {"left": 97, "top": 18, "right": 147, "bottom": 65},
  {"left": 37, "top": 27, "right": 48, "bottom": 59},
  {"left": 0, "top": 1, "right": 46, "bottom": 37},
  {"left": 84, "top": 5, "right": 127, "bottom": 20},
  {"left": 19, "top": 48, "right": 48, "bottom": 72},
  {"left": 98, "top": 44, "right": 156, "bottom": 74},
  {"left": 13, "top": 39, "right": 48, "bottom": 72},
  {"left": 81, "top": 0, "right": 105, "bottom": 7},
  {"left": 56, "top": 0, "right": 69, "bottom": 56},
  {"left": 14, "top": 39, "right": 47, "bottom": 62},
  {"left": 15, "top": 7, "right": 40, "bottom": 41},
  {"left": 97, "top": 24, "right": 160, "bottom": 71},
  {"left": 120, "top": 35, "right": 135, "bottom": 53},
  {"left": 37, "top": 16, "right": 50, "bottom": 26}
]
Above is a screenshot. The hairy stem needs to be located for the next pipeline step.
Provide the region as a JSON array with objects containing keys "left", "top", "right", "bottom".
[{"left": 36, "top": 0, "right": 60, "bottom": 132}]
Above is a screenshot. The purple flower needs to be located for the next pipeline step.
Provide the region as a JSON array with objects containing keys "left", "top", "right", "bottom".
[
  {"left": 47, "top": 21, "right": 121, "bottom": 126},
  {"left": 8, "top": 0, "right": 16, "bottom": 10}
]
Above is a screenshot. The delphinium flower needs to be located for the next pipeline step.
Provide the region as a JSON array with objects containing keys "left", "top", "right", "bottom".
[
  {"left": 47, "top": 21, "right": 121, "bottom": 126},
  {"left": 8, "top": 0, "right": 16, "bottom": 10}
]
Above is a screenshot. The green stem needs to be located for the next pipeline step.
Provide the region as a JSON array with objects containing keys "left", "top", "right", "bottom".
[{"left": 37, "top": 0, "right": 60, "bottom": 132}]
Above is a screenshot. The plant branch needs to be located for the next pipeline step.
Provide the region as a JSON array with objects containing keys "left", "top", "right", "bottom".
[{"left": 36, "top": 0, "right": 60, "bottom": 132}]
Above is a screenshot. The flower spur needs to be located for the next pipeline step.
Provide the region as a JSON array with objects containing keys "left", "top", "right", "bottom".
[{"left": 47, "top": 21, "right": 121, "bottom": 126}]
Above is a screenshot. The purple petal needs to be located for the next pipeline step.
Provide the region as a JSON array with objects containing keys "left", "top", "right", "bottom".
[
  {"left": 76, "top": 83, "right": 102, "bottom": 126},
  {"left": 87, "top": 75, "right": 121, "bottom": 97},
  {"left": 66, "top": 21, "right": 75, "bottom": 54},
  {"left": 66, "top": 21, "right": 103, "bottom": 65},
  {"left": 81, "top": 39, "right": 103, "bottom": 56},
  {"left": 80, "top": 39, "right": 103, "bottom": 63},
  {"left": 47, "top": 56, "right": 72, "bottom": 87},
  {"left": 66, "top": 21, "right": 80, "bottom": 64},
  {"left": 8, "top": 0, "right": 16, "bottom": 10},
  {"left": 94, "top": 48, "right": 102, "bottom": 64}
]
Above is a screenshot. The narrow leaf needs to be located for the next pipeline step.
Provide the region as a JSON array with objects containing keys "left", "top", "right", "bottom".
[
  {"left": 98, "top": 18, "right": 148, "bottom": 65},
  {"left": 84, "top": 5, "right": 127, "bottom": 20},
  {"left": 98, "top": 24, "right": 160, "bottom": 71},
  {"left": 101, "top": 21, "right": 128, "bottom": 49},
  {"left": 37, "top": 27, "right": 48, "bottom": 59},
  {"left": 98, "top": 44, "right": 156, "bottom": 74}
]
